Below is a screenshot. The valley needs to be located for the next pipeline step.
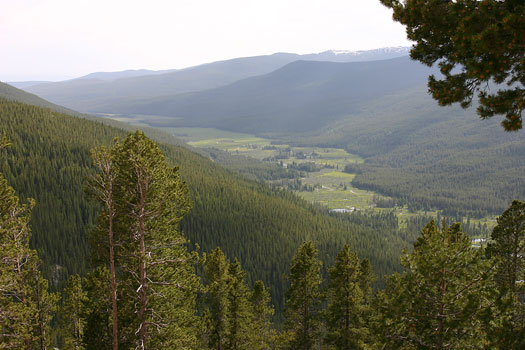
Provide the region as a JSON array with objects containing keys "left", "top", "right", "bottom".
[{"left": 152, "top": 125, "right": 497, "bottom": 232}]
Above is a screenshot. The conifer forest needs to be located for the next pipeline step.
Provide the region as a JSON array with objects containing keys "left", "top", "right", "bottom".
[{"left": 1, "top": 0, "right": 524, "bottom": 349}]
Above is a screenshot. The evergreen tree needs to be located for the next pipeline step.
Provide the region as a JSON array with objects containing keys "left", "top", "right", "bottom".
[
  {"left": 284, "top": 241, "right": 323, "bottom": 350},
  {"left": 83, "top": 266, "right": 112, "bottom": 350},
  {"left": 30, "top": 272, "right": 59, "bottom": 350},
  {"left": 205, "top": 248, "right": 231, "bottom": 350},
  {"left": 0, "top": 171, "right": 36, "bottom": 348},
  {"left": 0, "top": 165, "right": 57, "bottom": 350},
  {"left": 325, "top": 244, "right": 371, "bottom": 350},
  {"left": 486, "top": 200, "right": 525, "bottom": 349},
  {"left": 380, "top": 0, "right": 525, "bottom": 131},
  {"left": 87, "top": 147, "right": 119, "bottom": 350},
  {"left": 358, "top": 258, "right": 373, "bottom": 307},
  {"left": 374, "top": 221, "right": 498, "bottom": 349},
  {"left": 109, "top": 131, "right": 197, "bottom": 349},
  {"left": 249, "top": 280, "right": 276, "bottom": 350},
  {"left": 60, "top": 275, "right": 88, "bottom": 350},
  {"left": 226, "top": 259, "right": 252, "bottom": 350}
]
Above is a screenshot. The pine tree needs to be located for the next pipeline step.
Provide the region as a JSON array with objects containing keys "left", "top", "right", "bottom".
[
  {"left": 83, "top": 266, "right": 112, "bottom": 350},
  {"left": 0, "top": 166, "right": 57, "bottom": 350},
  {"left": 325, "top": 244, "right": 371, "bottom": 350},
  {"left": 249, "top": 280, "right": 276, "bottom": 350},
  {"left": 205, "top": 248, "right": 231, "bottom": 350},
  {"left": 0, "top": 171, "right": 36, "bottom": 348},
  {"left": 226, "top": 259, "right": 252, "bottom": 350},
  {"left": 380, "top": 0, "right": 525, "bottom": 131},
  {"left": 0, "top": 183, "right": 34, "bottom": 349},
  {"left": 87, "top": 147, "right": 118, "bottom": 350},
  {"left": 60, "top": 275, "right": 88, "bottom": 350},
  {"left": 489, "top": 200, "right": 525, "bottom": 294},
  {"left": 30, "top": 272, "right": 59, "bottom": 350},
  {"left": 486, "top": 200, "right": 525, "bottom": 349},
  {"left": 88, "top": 131, "right": 198, "bottom": 349},
  {"left": 374, "top": 221, "right": 498, "bottom": 349},
  {"left": 284, "top": 241, "right": 323, "bottom": 350}
]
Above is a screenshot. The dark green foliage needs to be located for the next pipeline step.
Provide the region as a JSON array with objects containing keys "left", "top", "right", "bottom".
[
  {"left": 82, "top": 266, "right": 112, "bottom": 350},
  {"left": 226, "top": 259, "right": 252, "bottom": 350},
  {"left": 0, "top": 99, "right": 114, "bottom": 287},
  {"left": 204, "top": 248, "right": 231, "bottom": 350},
  {"left": 0, "top": 162, "right": 58, "bottom": 349},
  {"left": 374, "top": 221, "right": 498, "bottom": 349},
  {"left": 91, "top": 131, "right": 199, "bottom": 349},
  {"left": 60, "top": 275, "right": 88, "bottom": 350},
  {"left": 249, "top": 281, "right": 276, "bottom": 350},
  {"left": 284, "top": 241, "right": 323, "bottom": 350},
  {"left": 380, "top": 0, "right": 525, "bottom": 131},
  {"left": 486, "top": 200, "right": 525, "bottom": 349},
  {"left": 325, "top": 245, "right": 372, "bottom": 349},
  {"left": 488, "top": 200, "right": 525, "bottom": 293}
]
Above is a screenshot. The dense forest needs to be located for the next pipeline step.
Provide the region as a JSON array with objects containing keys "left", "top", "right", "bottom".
[
  {"left": 1, "top": 124, "right": 524, "bottom": 349},
  {"left": 288, "top": 86, "right": 525, "bottom": 217},
  {"left": 0, "top": 96, "right": 429, "bottom": 318}
]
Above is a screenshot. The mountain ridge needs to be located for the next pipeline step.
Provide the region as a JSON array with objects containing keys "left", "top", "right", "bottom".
[{"left": 21, "top": 47, "right": 411, "bottom": 113}]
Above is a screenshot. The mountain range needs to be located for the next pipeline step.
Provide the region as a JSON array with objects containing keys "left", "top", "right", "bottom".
[{"left": 17, "top": 47, "right": 410, "bottom": 113}]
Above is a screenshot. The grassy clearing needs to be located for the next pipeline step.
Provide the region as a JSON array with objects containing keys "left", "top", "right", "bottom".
[
  {"left": 320, "top": 171, "right": 356, "bottom": 179},
  {"left": 158, "top": 127, "right": 498, "bottom": 227}
]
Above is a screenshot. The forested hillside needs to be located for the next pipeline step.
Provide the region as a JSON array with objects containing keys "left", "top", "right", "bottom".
[
  {"left": 0, "top": 97, "right": 418, "bottom": 316},
  {"left": 0, "top": 81, "right": 82, "bottom": 116},
  {"left": 289, "top": 86, "right": 525, "bottom": 216}
]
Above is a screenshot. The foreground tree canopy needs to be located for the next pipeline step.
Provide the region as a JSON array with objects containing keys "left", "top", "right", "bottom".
[{"left": 380, "top": 0, "right": 525, "bottom": 131}]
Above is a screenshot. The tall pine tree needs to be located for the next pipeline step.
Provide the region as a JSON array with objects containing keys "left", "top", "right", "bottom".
[
  {"left": 88, "top": 131, "right": 199, "bottom": 349},
  {"left": 325, "top": 244, "right": 372, "bottom": 350},
  {"left": 284, "top": 241, "right": 323, "bottom": 350},
  {"left": 249, "top": 280, "right": 276, "bottom": 350},
  {"left": 204, "top": 248, "right": 231, "bottom": 350}
]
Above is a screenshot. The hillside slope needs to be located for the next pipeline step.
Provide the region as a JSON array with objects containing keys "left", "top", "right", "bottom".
[
  {"left": 0, "top": 96, "right": 415, "bottom": 315},
  {"left": 0, "top": 81, "right": 82, "bottom": 116},
  {"left": 288, "top": 86, "right": 525, "bottom": 216}
]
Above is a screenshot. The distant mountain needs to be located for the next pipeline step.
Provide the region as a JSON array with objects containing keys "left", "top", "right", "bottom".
[
  {"left": 8, "top": 81, "right": 53, "bottom": 89},
  {"left": 23, "top": 47, "right": 410, "bottom": 113},
  {"left": 106, "top": 56, "right": 434, "bottom": 133},
  {"left": 301, "top": 46, "right": 410, "bottom": 62},
  {"left": 76, "top": 68, "right": 177, "bottom": 81}
]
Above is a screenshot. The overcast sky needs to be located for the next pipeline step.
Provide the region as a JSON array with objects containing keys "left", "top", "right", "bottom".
[{"left": 1, "top": 0, "right": 411, "bottom": 81}]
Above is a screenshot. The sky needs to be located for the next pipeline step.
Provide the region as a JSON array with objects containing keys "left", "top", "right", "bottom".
[{"left": 0, "top": 0, "right": 412, "bottom": 82}]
